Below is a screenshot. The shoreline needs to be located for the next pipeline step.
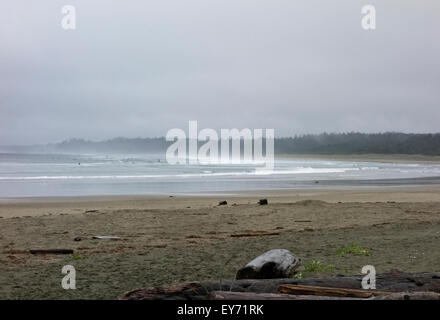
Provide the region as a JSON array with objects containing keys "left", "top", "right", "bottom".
[
  {"left": 1, "top": 153, "right": 440, "bottom": 199},
  {"left": 2, "top": 151, "right": 440, "bottom": 163},
  {"left": 1, "top": 185, "right": 440, "bottom": 218},
  {"left": 276, "top": 153, "right": 440, "bottom": 163}
]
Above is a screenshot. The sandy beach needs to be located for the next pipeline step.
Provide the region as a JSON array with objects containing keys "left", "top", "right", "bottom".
[
  {"left": 3, "top": 0, "right": 440, "bottom": 305},
  {"left": 1, "top": 185, "right": 439, "bottom": 299}
]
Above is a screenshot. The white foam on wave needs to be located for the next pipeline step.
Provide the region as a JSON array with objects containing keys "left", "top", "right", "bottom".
[{"left": 0, "top": 166, "right": 357, "bottom": 181}]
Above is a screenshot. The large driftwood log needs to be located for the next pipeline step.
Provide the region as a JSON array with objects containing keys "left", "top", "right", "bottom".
[
  {"left": 236, "top": 249, "right": 300, "bottom": 280},
  {"left": 120, "top": 271, "right": 440, "bottom": 300},
  {"left": 120, "top": 282, "right": 207, "bottom": 300},
  {"left": 208, "top": 291, "right": 364, "bottom": 300},
  {"left": 278, "top": 284, "right": 391, "bottom": 298}
]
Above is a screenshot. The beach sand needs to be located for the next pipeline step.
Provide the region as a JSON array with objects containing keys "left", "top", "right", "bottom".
[{"left": 1, "top": 186, "right": 439, "bottom": 299}]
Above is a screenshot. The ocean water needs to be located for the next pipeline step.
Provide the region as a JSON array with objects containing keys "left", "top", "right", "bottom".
[{"left": 0, "top": 153, "right": 440, "bottom": 198}]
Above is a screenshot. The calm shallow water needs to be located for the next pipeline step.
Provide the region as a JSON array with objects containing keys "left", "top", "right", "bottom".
[{"left": 1, "top": 153, "right": 440, "bottom": 197}]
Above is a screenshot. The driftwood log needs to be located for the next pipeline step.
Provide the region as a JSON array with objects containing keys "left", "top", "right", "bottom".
[
  {"left": 120, "top": 271, "right": 440, "bottom": 300},
  {"left": 236, "top": 249, "right": 300, "bottom": 279},
  {"left": 373, "top": 292, "right": 440, "bottom": 300},
  {"left": 230, "top": 231, "right": 280, "bottom": 238},
  {"left": 208, "top": 291, "right": 365, "bottom": 300},
  {"left": 29, "top": 249, "right": 73, "bottom": 255},
  {"left": 92, "top": 236, "right": 120, "bottom": 240},
  {"left": 278, "top": 284, "right": 391, "bottom": 298},
  {"left": 210, "top": 291, "right": 440, "bottom": 300}
]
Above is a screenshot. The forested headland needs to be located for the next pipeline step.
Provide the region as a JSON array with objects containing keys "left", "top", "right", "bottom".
[{"left": 3, "top": 133, "right": 440, "bottom": 155}]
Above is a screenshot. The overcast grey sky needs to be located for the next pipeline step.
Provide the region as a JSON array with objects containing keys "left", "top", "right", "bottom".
[{"left": 0, "top": 0, "right": 439, "bottom": 145}]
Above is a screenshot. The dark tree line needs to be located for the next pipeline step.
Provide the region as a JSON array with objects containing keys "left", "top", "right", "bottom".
[
  {"left": 275, "top": 133, "right": 440, "bottom": 155},
  {"left": 4, "top": 133, "right": 440, "bottom": 155}
]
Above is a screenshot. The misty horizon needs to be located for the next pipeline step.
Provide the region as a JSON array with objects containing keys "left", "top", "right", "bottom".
[
  {"left": 1, "top": 130, "right": 440, "bottom": 148},
  {"left": 2, "top": 132, "right": 439, "bottom": 157},
  {"left": 1, "top": 0, "right": 439, "bottom": 145}
]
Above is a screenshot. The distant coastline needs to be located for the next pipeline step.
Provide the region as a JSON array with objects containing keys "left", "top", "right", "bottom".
[
  {"left": 2, "top": 132, "right": 440, "bottom": 156},
  {"left": 276, "top": 153, "right": 440, "bottom": 164}
]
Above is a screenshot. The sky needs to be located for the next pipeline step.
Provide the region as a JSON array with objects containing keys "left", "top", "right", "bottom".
[{"left": 0, "top": 0, "right": 439, "bottom": 145}]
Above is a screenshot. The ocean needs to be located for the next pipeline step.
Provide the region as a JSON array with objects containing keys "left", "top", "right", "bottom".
[{"left": 1, "top": 153, "right": 440, "bottom": 198}]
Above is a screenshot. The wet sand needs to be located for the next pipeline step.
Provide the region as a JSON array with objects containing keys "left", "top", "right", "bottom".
[{"left": 0, "top": 186, "right": 439, "bottom": 299}]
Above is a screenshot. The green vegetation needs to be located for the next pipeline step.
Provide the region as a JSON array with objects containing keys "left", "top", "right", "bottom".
[
  {"left": 292, "top": 272, "right": 305, "bottom": 279},
  {"left": 303, "top": 260, "right": 336, "bottom": 273},
  {"left": 337, "top": 243, "right": 370, "bottom": 257},
  {"left": 72, "top": 253, "right": 86, "bottom": 260}
]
